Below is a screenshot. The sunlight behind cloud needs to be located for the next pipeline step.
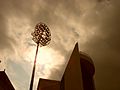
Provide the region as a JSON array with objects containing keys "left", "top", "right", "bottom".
[
  {"left": 6, "top": 15, "right": 65, "bottom": 90},
  {"left": 26, "top": 46, "right": 65, "bottom": 78}
]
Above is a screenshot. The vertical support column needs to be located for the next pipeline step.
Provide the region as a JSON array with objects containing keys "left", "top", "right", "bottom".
[{"left": 29, "top": 44, "right": 39, "bottom": 90}]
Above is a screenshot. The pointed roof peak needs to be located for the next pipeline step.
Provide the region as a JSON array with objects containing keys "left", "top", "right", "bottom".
[
  {"left": 75, "top": 42, "right": 79, "bottom": 47},
  {"left": 72, "top": 42, "right": 79, "bottom": 54}
]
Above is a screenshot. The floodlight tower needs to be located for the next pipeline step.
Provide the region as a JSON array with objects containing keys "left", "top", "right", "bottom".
[{"left": 29, "top": 22, "right": 51, "bottom": 90}]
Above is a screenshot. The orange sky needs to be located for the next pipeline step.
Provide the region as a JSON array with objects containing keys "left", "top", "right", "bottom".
[{"left": 0, "top": 0, "right": 120, "bottom": 90}]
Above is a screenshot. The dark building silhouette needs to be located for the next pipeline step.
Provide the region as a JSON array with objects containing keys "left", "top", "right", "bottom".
[
  {"left": 0, "top": 71, "right": 15, "bottom": 90},
  {"left": 80, "top": 52, "right": 95, "bottom": 90},
  {"left": 37, "top": 43, "right": 95, "bottom": 90},
  {"left": 37, "top": 78, "right": 61, "bottom": 90},
  {"left": 61, "top": 42, "right": 83, "bottom": 90}
]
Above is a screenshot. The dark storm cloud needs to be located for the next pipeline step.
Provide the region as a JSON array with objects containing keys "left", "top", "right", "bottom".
[
  {"left": 84, "top": 0, "right": 120, "bottom": 57},
  {"left": 29, "top": 0, "right": 82, "bottom": 59},
  {"left": 0, "top": 0, "right": 81, "bottom": 53},
  {"left": 0, "top": 0, "right": 33, "bottom": 16},
  {"left": 45, "top": 0, "right": 81, "bottom": 15},
  {"left": 0, "top": 0, "right": 34, "bottom": 50},
  {"left": 0, "top": 0, "right": 81, "bottom": 47},
  {"left": 31, "top": 0, "right": 81, "bottom": 24},
  {"left": 99, "top": 1, "right": 120, "bottom": 52},
  {"left": 81, "top": 1, "right": 120, "bottom": 90},
  {"left": 0, "top": 14, "right": 13, "bottom": 49},
  {"left": 0, "top": 0, "right": 120, "bottom": 90},
  {"left": 0, "top": 0, "right": 83, "bottom": 90},
  {"left": 0, "top": 0, "right": 81, "bottom": 51}
]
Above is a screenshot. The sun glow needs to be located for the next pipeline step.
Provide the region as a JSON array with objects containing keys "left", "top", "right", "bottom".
[
  {"left": 7, "top": 15, "right": 65, "bottom": 79},
  {"left": 25, "top": 46, "right": 65, "bottom": 78}
]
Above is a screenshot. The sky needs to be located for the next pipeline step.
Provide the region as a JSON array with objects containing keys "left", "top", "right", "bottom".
[{"left": 0, "top": 0, "right": 120, "bottom": 90}]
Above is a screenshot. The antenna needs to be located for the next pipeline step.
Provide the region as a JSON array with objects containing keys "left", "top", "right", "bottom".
[{"left": 29, "top": 22, "right": 51, "bottom": 90}]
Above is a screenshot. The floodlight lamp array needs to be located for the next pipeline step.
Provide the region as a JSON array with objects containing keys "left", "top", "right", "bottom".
[{"left": 31, "top": 22, "right": 51, "bottom": 46}]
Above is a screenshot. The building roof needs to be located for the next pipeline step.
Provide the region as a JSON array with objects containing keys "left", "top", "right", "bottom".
[
  {"left": 0, "top": 71, "right": 15, "bottom": 90},
  {"left": 80, "top": 51, "right": 95, "bottom": 76},
  {"left": 61, "top": 42, "right": 84, "bottom": 90},
  {"left": 37, "top": 78, "right": 60, "bottom": 90}
]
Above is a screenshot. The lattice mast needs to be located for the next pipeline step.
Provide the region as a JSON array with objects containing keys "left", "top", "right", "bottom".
[{"left": 29, "top": 22, "right": 51, "bottom": 90}]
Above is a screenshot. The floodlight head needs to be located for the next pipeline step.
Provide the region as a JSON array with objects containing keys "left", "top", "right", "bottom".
[{"left": 31, "top": 22, "right": 51, "bottom": 46}]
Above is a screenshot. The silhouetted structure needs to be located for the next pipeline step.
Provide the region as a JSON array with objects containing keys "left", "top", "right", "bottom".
[
  {"left": 80, "top": 51, "right": 95, "bottom": 90},
  {"left": 0, "top": 71, "right": 15, "bottom": 90},
  {"left": 61, "top": 42, "right": 83, "bottom": 90},
  {"left": 30, "top": 22, "right": 51, "bottom": 90},
  {"left": 37, "top": 42, "right": 95, "bottom": 90},
  {"left": 37, "top": 79, "right": 61, "bottom": 90}
]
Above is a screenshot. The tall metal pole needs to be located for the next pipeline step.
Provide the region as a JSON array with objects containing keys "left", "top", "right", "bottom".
[
  {"left": 29, "top": 44, "right": 39, "bottom": 90},
  {"left": 29, "top": 22, "right": 51, "bottom": 90}
]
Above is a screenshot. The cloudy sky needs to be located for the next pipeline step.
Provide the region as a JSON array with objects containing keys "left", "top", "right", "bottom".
[{"left": 0, "top": 0, "right": 120, "bottom": 90}]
